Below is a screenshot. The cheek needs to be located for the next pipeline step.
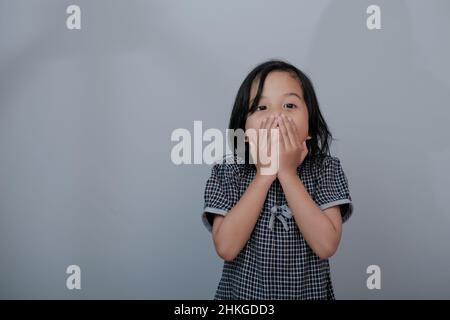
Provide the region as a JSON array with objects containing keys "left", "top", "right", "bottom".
[
  {"left": 290, "top": 116, "right": 309, "bottom": 136},
  {"left": 245, "top": 114, "right": 262, "bottom": 130}
]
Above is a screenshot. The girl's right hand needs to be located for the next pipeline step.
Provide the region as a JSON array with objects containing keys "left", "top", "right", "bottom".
[{"left": 248, "top": 115, "right": 278, "bottom": 182}]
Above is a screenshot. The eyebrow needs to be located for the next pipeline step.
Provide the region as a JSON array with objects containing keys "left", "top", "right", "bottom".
[{"left": 250, "top": 92, "right": 302, "bottom": 105}]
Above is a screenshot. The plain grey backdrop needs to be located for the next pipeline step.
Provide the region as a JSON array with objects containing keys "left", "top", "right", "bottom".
[{"left": 1, "top": 0, "right": 449, "bottom": 299}]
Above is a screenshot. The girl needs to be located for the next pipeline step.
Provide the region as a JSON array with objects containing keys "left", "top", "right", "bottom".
[{"left": 201, "top": 59, "right": 353, "bottom": 300}]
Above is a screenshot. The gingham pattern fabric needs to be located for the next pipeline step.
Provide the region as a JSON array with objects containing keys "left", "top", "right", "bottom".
[{"left": 201, "top": 154, "right": 353, "bottom": 300}]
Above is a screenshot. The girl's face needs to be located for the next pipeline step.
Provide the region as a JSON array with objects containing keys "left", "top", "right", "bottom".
[{"left": 245, "top": 71, "right": 309, "bottom": 142}]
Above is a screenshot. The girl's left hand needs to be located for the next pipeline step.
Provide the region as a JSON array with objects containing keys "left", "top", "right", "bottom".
[{"left": 276, "top": 114, "right": 308, "bottom": 178}]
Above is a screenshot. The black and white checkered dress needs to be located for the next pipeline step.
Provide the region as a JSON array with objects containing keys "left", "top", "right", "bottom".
[{"left": 201, "top": 154, "right": 353, "bottom": 300}]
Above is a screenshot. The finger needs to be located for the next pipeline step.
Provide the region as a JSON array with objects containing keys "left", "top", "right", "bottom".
[
  {"left": 283, "top": 115, "right": 298, "bottom": 148},
  {"left": 258, "top": 117, "right": 268, "bottom": 150},
  {"left": 278, "top": 115, "right": 291, "bottom": 150},
  {"left": 266, "top": 115, "right": 276, "bottom": 165},
  {"left": 259, "top": 117, "right": 268, "bottom": 147},
  {"left": 246, "top": 127, "right": 257, "bottom": 159},
  {"left": 249, "top": 139, "right": 257, "bottom": 163},
  {"left": 275, "top": 117, "right": 284, "bottom": 148},
  {"left": 290, "top": 118, "right": 308, "bottom": 156},
  {"left": 265, "top": 115, "right": 275, "bottom": 141},
  {"left": 275, "top": 117, "right": 282, "bottom": 145},
  {"left": 259, "top": 117, "right": 267, "bottom": 130},
  {"left": 261, "top": 116, "right": 272, "bottom": 150},
  {"left": 289, "top": 117, "right": 303, "bottom": 145},
  {"left": 280, "top": 115, "right": 292, "bottom": 149},
  {"left": 269, "top": 116, "right": 278, "bottom": 151}
]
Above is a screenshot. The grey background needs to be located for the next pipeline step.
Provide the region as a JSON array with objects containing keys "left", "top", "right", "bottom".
[{"left": 1, "top": 0, "right": 449, "bottom": 299}]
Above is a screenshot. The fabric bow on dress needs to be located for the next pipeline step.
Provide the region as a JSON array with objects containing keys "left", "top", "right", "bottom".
[{"left": 268, "top": 204, "right": 293, "bottom": 231}]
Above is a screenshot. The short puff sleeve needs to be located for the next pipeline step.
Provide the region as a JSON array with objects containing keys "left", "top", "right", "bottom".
[
  {"left": 201, "top": 163, "right": 240, "bottom": 232},
  {"left": 314, "top": 156, "right": 354, "bottom": 223}
]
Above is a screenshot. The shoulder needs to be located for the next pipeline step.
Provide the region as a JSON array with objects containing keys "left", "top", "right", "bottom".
[
  {"left": 319, "top": 155, "right": 342, "bottom": 171},
  {"left": 314, "top": 155, "right": 351, "bottom": 187},
  {"left": 306, "top": 154, "right": 341, "bottom": 174},
  {"left": 209, "top": 154, "right": 248, "bottom": 182},
  {"left": 302, "top": 155, "right": 348, "bottom": 185}
]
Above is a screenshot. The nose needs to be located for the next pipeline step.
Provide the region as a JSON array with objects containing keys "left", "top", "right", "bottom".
[
  {"left": 272, "top": 112, "right": 282, "bottom": 118},
  {"left": 266, "top": 109, "right": 282, "bottom": 119},
  {"left": 270, "top": 111, "right": 283, "bottom": 126}
]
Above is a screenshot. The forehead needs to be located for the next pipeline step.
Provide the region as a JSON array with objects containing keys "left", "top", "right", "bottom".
[{"left": 250, "top": 71, "right": 302, "bottom": 98}]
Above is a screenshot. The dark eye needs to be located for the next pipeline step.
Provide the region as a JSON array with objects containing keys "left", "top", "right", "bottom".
[
  {"left": 255, "top": 105, "right": 267, "bottom": 111},
  {"left": 284, "top": 103, "right": 297, "bottom": 109}
]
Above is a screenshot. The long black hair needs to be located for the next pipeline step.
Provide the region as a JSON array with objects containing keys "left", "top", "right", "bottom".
[{"left": 228, "top": 59, "right": 333, "bottom": 169}]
